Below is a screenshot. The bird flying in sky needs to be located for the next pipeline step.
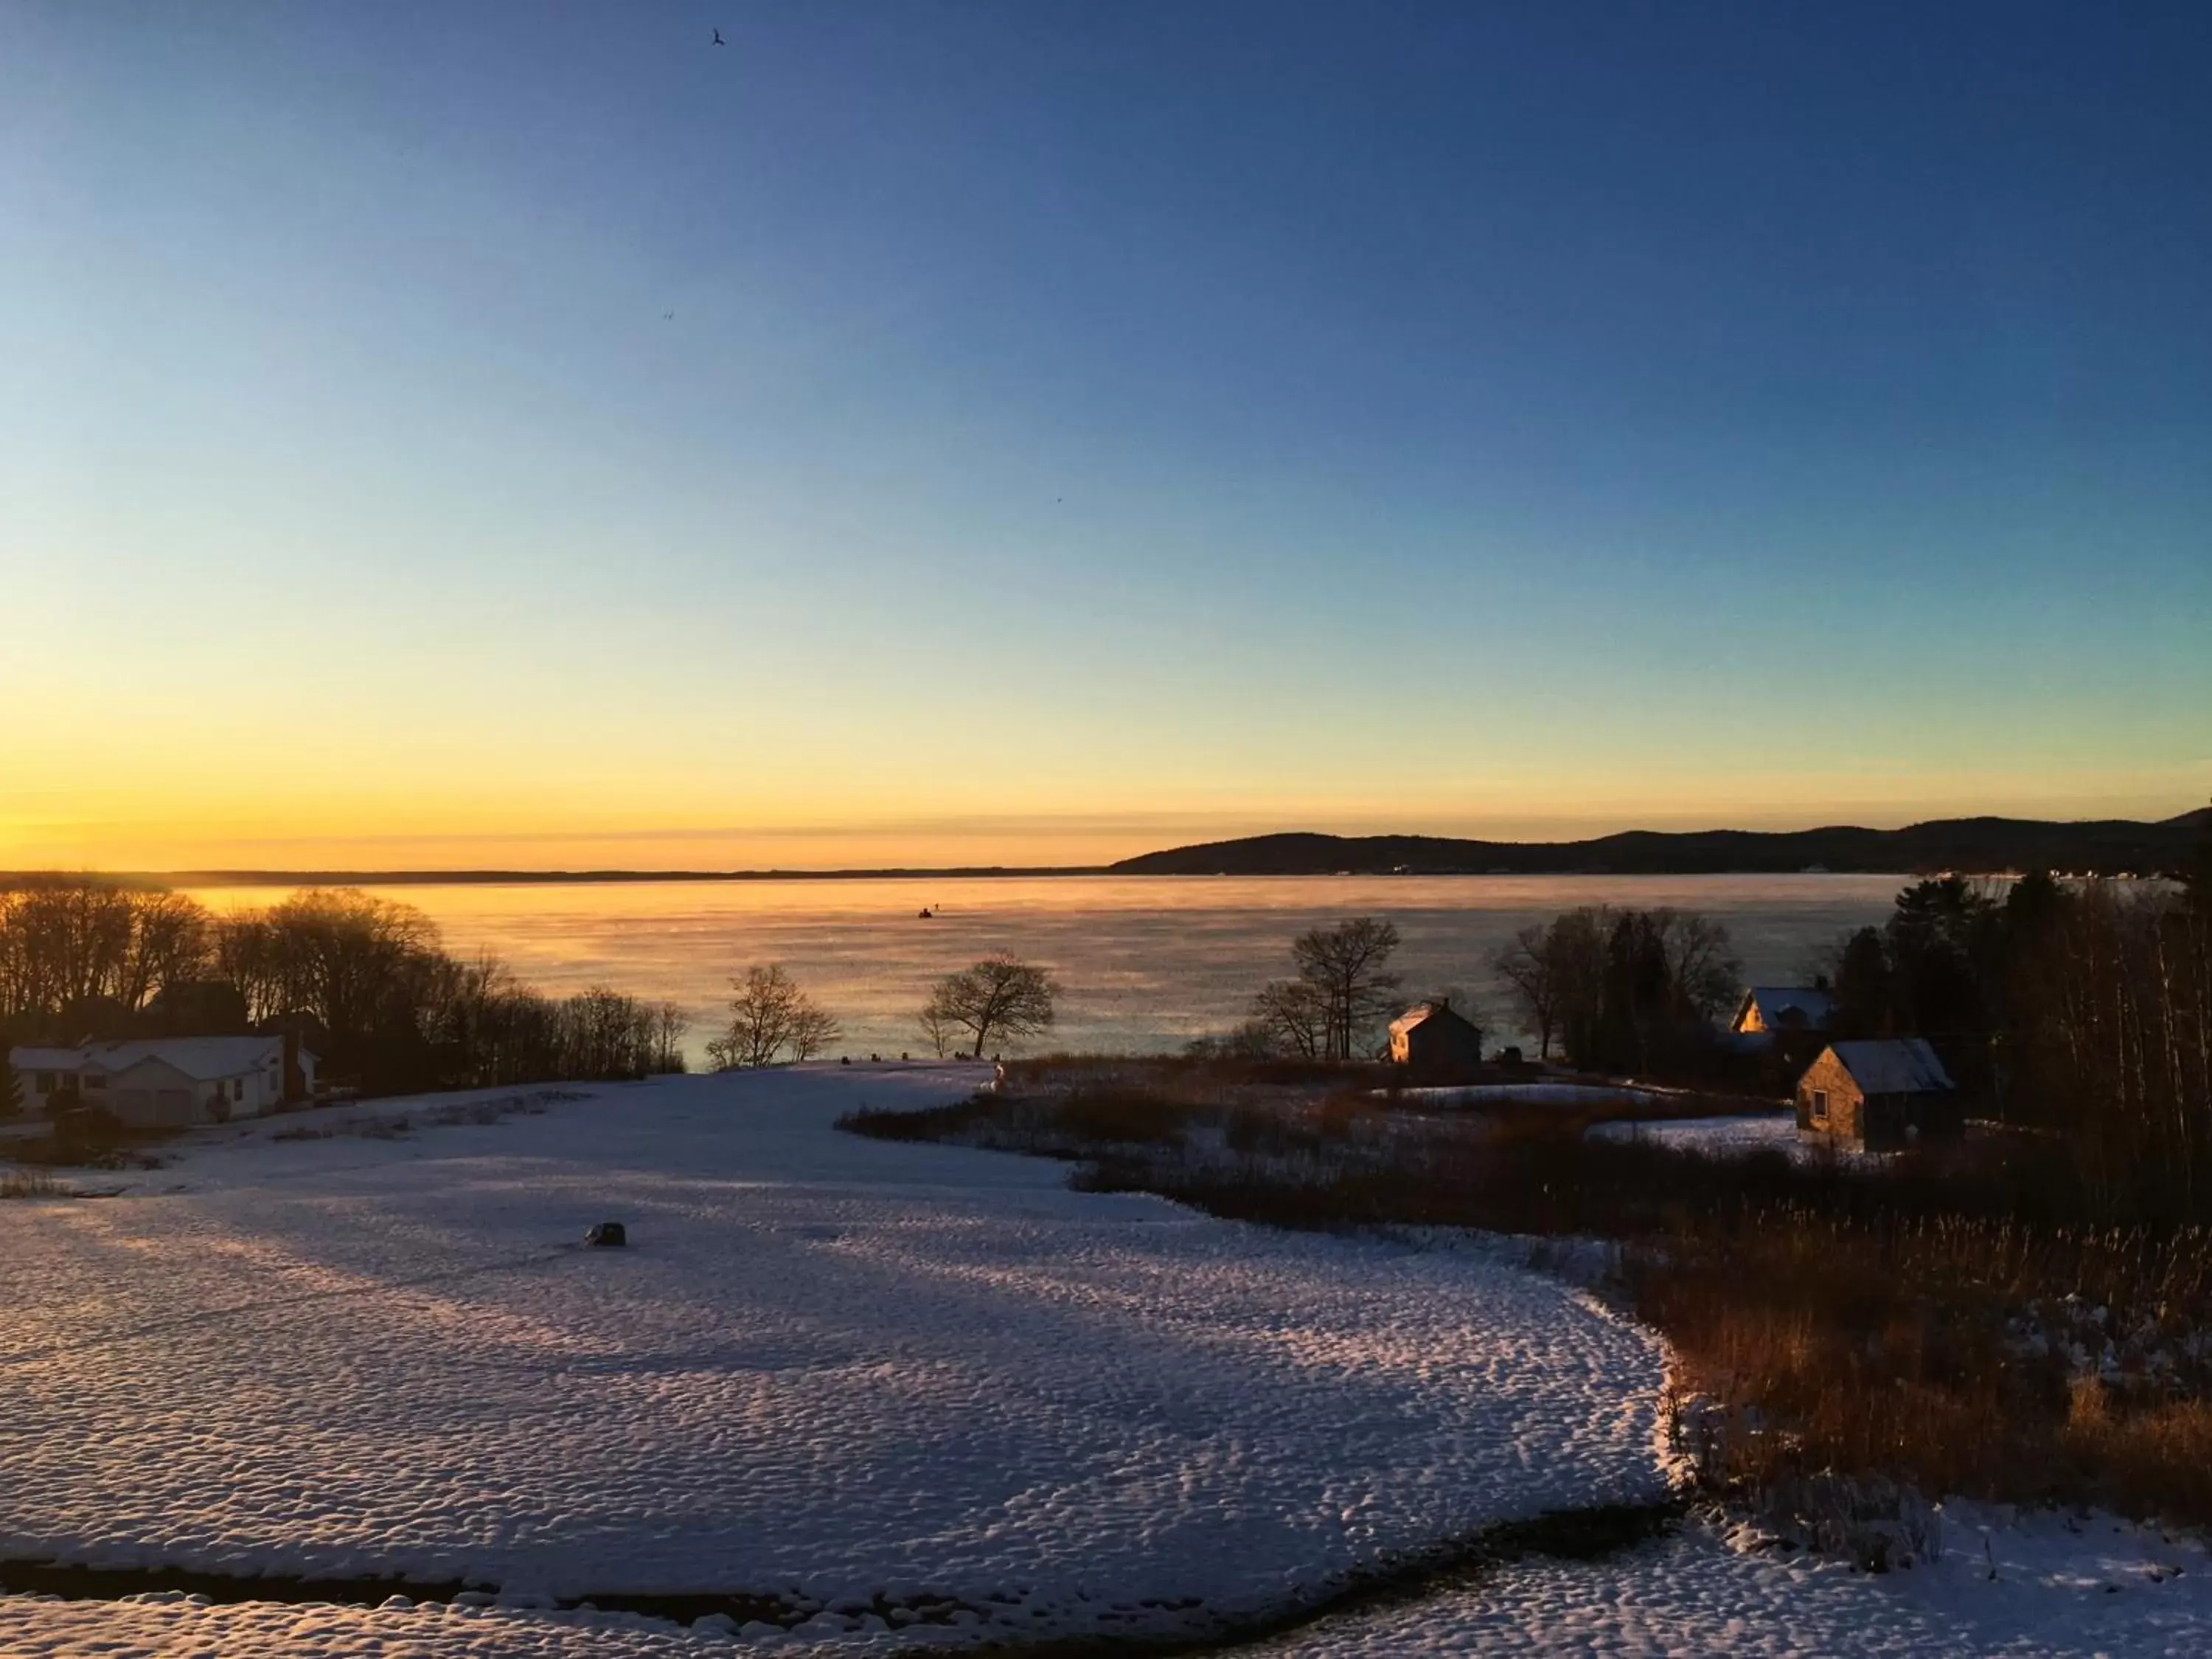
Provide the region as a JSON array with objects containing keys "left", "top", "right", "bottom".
[{"left": 712, "top": 29, "right": 726, "bottom": 47}]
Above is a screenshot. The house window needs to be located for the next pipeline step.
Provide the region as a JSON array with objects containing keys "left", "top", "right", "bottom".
[
  {"left": 83, "top": 1074, "right": 107, "bottom": 1091},
  {"left": 35, "top": 1072, "right": 55, "bottom": 1094},
  {"left": 1810, "top": 1088, "right": 1829, "bottom": 1127},
  {"left": 231, "top": 1078, "right": 245, "bottom": 1102}
]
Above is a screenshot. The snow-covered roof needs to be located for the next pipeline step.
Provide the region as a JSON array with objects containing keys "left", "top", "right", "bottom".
[
  {"left": 1828, "top": 1038, "right": 1955, "bottom": 1095},
  {"left": 1390, "top": 1002, "right": 1475, "bottom": 1037},
  {"left": 1736, "top": 987, "right": 1834, "bottom": 1031},
  {"left": 7, "top": 1046, "right": 84, "bottom": 1072},
  {"left": 77, "top": 1036, "right": 288, "bottom": 1082}
]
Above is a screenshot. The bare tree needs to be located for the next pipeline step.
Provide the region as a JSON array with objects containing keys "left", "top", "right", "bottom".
[
  {"left": 117, "top": 890, "right": 214, "bottom": 1012},
  {"left": 652, "top": 1001, "right": 690, "bottom": 1073},
  {"left": 787, "top": 998, "right": 841, "bottom": 1062},
  {"left": 0, "top": 879, "right": 136, "bottom": 1016},
  {"left": 918, "top": 1004, "right": 958, "bottom": 1059},
  {"left": 919, "top": 955, "right": 1059, "bottom": 1058},
  {"left": 1492, "top": 923, "right": 1564, "bottom": 1060},
  {"left": 706, "top": 964, "right": 832, "bottom": 1069},
  {"left": 0, "top": 880, "right": 217, "bottom": 1023},
  {"left": 1653, "top": 908, "right": 1743, "bottom": 1022},
  {"left": 216, "top": 888, "right": 442, "bottom": 1034},
  {"left": 1250, "top": 978, "right": 1329, "bottom": 1059},
  {"left": 1289, "top": 917, "right": 1403, "bottom": 1061}
]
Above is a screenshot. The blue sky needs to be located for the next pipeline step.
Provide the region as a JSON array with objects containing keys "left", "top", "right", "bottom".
[{"left": 4, "top": 1, "right": 2208, "bottom": 867}]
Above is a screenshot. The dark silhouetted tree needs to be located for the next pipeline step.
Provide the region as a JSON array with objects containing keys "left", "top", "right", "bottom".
[
  {"left": 1492, "top": 923, "right": 1567, "bottom": 1060},
  {"left": 921, "top": 956, "right": 1059, "bottom": 1058},
  {"left": 1287, "top": 917, "right": 1403, "bottom": 1061},
  {"left": 1250, "top": 976, "right": 1330, "bottom": 1059},
  {"left": 707, "top": 965, "right": 836, "bottom": 1068},
  {"left": 1829, "top": 926, "right": 1895, "bottom": 1037}
]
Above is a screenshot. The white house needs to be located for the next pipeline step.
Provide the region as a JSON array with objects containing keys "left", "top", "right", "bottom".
[
  {"left": 7, "top": 1036, "right": 316, "bottom": 1129},
  {"left": 1730, "top": 986, "right": 1835, "bottom": 1037}
]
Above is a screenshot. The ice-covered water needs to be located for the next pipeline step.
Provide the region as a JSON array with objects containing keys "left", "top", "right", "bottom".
[{"left": 184, "top": 873, "right": 1904, "bottom": 1063}]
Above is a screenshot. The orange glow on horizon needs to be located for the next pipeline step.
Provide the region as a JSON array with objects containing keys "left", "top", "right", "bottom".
[{"left": 4, "top": 766, "right": 2202, "bottom": 877}]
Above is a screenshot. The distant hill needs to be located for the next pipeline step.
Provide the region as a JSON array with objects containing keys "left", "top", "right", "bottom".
[{"left": 1107, "top": 810, "right": 2211, "bottom": 879}]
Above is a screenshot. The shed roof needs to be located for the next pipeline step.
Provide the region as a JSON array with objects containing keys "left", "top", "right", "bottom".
[
  {"left": 1736, "top": 987, "right": 1834, "bottom": 1031},
  {"left": 1827, "top": 1038, "right": 1955, "bottom": 1096},
  {"left": 1390, "top": 1001, "right": 1479, "bottom": 1038}
]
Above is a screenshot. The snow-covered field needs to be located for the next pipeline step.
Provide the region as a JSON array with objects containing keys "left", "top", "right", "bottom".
[
  {"left": 1245, "top": 1505, "right": 2212, "bottom": 1658},
  {"left": 10, "top": 1506, "right": 2212, "bottom": 1658},
  {"left": 7, "top": 1065, "right": 2210, "bottom": 1658},
  {"left": 1585, "top": 1110, "right": 1804, "bottom": 1156},
  {"left": 1389, "top": 1082, "right": 1683, "bottom": 1108},
  {"left": 0, "top": 1065, "right": 1670, "bottom": 1650}
]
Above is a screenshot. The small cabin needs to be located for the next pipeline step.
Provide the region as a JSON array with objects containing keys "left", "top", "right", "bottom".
[
  {"left": 1795, "top": 1038, "right": 1959, "bottom": 1152},
  {"left": 1388, "top": 1001, "right": 1484, "bottom": 1082}
]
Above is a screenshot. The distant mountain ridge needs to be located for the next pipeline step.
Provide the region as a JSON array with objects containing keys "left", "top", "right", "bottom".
[{"left": 1107, "top": 811, "right": 2212, "bottom": 878}]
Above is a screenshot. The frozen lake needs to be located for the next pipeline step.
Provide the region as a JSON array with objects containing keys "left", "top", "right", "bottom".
[{"left": 184, "top": 873, "right": 1907, "bottom": 1064}]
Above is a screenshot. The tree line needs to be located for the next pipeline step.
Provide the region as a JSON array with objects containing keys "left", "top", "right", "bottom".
[
  {"left": 1183, "top": 910, "right": 1742, "bottom": 1070},
  {"left": 1490, "top": 906, "right": 1742, "bottom": 1070},
  {"left": 0, "top": 879, "right": 686, "bottom": 1097},
  {"left": 1823, "top": 869, "right": 2212, "bottom": 1219}
]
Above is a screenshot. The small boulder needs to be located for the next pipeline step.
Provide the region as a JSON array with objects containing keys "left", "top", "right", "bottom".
[{"left": 584, "top": 1221, "right": 627, "bottom": 1248}]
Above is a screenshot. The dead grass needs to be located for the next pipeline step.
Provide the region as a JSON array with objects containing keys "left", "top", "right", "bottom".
[
  {"left": 0, "top": 1169, "right": 75, "bottom": 1200},
  {"left": 2065, "top": 1393, "right": 2212, "bottom": 1520}
]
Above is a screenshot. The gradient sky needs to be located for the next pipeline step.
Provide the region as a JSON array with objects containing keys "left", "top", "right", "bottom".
[{"left": 4, "top": 1, "right": 2208, "bottom": 870}]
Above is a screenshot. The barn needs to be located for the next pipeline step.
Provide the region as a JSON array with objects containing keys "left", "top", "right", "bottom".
[
  {"left": 1388, "top": 1001, "right": 1484, "bottom": 1082},
  {"left": 1795, "top": 1038, "right": 1960, "bottom": 1152}
]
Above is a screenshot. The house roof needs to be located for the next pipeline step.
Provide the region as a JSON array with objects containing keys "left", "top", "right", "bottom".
[
  {"left": 7, "top": 1047, "right": 84, "bottom": 1072},
  {"left": 1827, "top": 1038, "right": 1955, "bottom": 1095},
  {"left": 77, "top": 1036, "right": 288, "bottom": 1082},
  {"left": 1736, "top": 987, "right": 1834, "bottom": 1030},
  {"left": 1390, "top": 1001, "right": 1478, "bottom": 1038}
]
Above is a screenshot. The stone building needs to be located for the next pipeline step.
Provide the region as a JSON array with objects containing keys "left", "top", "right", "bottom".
[{"left": 1795, "top": 1038, "right": 1960, "bottom": 1152}]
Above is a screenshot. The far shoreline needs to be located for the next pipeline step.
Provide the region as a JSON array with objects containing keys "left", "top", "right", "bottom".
[
  {"left": 8, "top": 807, "right": 2196, "bottom": 888},
  {"left": 29, "top": 866, "right": 1927, "bottom": 889}
]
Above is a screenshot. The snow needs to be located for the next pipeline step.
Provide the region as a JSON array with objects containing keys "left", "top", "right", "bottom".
[
  {"left": 1587, "top": 1111, "right": 1804, "bottom": 1157},
  {"left": 1241, "top": 1503, "right": 2212, "bottom": 1657},
  {"left": 0, "top": 1063, "right": 1672, "bottom": 1649},
  {"left": 4, "top": 1065, "right": 2210, "bottom": 1655},
  {"left": 1831, "top": 1036, "right": 1956, "bottom": 1095},
  {"left": 0, "top": 1596, "right": 776, "bottom": 1658},
  {"left": 1389, "top": 1082, "right": 1683, "bottom": 1108}
]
